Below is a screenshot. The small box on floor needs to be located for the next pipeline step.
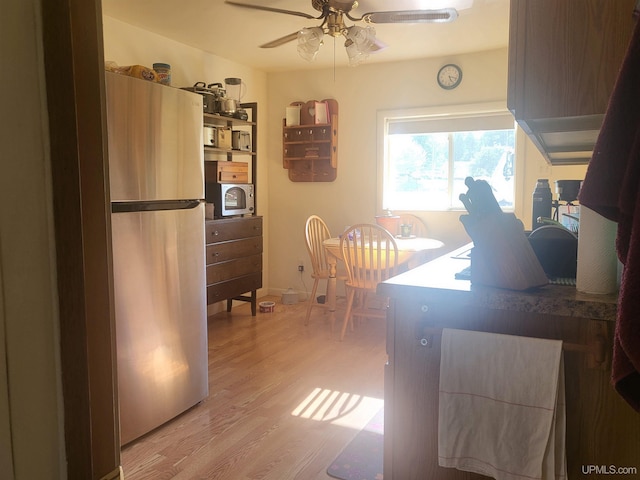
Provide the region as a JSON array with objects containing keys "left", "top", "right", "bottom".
[{"left": 259, "top": 301, "right": 275, "bottom": 313}]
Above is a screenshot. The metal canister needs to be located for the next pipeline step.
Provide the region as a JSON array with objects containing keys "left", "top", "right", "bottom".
[
  {"left": 152, "top": 63, "right": 171, "bottom": 85},
  {"left": 532, "top": 179, "right": 552, "bottom": 229}
]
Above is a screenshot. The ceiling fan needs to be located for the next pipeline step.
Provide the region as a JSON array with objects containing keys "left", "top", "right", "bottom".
[{"left": 225, "top": 0, "right": 458, "bottom": 65}]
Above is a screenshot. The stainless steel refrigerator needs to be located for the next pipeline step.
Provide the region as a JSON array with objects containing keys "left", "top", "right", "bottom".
[{"left": 105, "top": 71, "right": 208, "bottom": 445}]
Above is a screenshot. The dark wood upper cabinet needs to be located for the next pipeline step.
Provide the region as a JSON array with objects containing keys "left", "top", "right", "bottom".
[{"left": 507, "top": 0, "right": 636, "bottom": 165}]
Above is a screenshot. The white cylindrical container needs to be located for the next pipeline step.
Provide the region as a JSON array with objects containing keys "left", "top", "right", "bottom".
[
  {"left": 281, "top": 288, "right": 299, "bottom": 305},
  {"left": 153, "top": 63, "right": 171, "bottom": 85},
  {"left": 576, "top": 206, "right": 618, "bottom": 294},
  {"left": 259, "top": 301, "right": 275, "bottom": 313}
]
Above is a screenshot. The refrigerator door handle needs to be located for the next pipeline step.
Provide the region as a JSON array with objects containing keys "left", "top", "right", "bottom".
[{"left": 112, "top": 199, "right": 202, "bottom": 213}]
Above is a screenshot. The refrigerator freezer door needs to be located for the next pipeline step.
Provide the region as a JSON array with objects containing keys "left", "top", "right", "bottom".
[
  {"left": 106, "top": 71, "right": 204, "bottom": 202},
  {"left": 112, "top": 203, "right": 208, "bottom": 445}
]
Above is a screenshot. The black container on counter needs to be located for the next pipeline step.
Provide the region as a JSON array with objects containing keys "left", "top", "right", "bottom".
[{"left": 532, "top": 178, "right": 552, "bottom": 229}]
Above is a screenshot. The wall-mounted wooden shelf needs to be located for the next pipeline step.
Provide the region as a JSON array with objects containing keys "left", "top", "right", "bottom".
[{"left": 282, "top": 99, "right": 338, "bottom": 182}]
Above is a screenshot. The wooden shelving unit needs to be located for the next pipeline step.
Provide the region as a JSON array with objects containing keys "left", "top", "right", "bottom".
[
  {"left": 203, "top": 103, "right": 262, "bottom": 315},
  {"left": 204, "top": 104, "right": 257, "bottom": 189}
]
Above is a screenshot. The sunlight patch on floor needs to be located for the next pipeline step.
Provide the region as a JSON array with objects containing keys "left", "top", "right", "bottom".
[{"left": 291, "top": 387, "right": 384, "bottom": 430}]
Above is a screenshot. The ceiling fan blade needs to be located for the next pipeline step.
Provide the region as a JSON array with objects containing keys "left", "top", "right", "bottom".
[
  {"left": 354, "top": 8, "right": 458, "bottom": 24},
  {"left": 260, "top": 31, "right": 301, "bottom": 48},
  {"left": 225, "top": 1, "right": 320, "bottom": 20}
]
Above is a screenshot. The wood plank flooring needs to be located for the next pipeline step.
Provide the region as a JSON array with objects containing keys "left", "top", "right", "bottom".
[{"left": 120, "top": 296, "right": 387, "bottom": 479}]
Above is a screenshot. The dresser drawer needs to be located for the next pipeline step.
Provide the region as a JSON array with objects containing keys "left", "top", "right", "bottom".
[
  {"left": 206, "top": 254, "right": 262, "bottom": 285},
  {"left": 206, "top": 237, "right": 262, "bottom": 265},
  {"left": 206, "top": 216, "right": 262, "bottom": 244},
  {"left": 207, "top": 273, "right": 262, "bottom": 304}
]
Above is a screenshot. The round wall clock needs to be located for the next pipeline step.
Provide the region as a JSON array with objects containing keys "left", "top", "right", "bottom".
[{"left": 437, "top": 64, "right": 462, "bottom": 90}]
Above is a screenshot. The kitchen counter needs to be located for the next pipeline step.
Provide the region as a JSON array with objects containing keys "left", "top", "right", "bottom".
[
  {"left": 379, "top": 244, "right": 638, "bottom": 480},
  {"left": 379, "top": 243, "right": 618, "bottom": 322}
]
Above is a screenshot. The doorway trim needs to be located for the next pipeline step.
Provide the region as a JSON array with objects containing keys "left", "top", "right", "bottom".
[{"left": 41, "top": 0, "right": 120, "bottom": 477}]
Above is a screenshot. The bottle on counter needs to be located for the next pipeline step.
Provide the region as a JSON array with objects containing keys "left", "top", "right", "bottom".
[{"left": 532, "top": 178, "right": 552, "bottom": 230}]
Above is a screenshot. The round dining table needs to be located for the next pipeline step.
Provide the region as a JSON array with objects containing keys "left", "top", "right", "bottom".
[{"left": 322, "top": 236, "right": 445, "bottom": 332}]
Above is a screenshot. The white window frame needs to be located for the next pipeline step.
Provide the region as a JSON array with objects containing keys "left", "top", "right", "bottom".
[{"left": 376, "top": 102, "right": 521, "bottom": 214}]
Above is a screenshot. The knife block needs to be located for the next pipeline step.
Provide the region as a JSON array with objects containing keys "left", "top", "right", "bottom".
[{"left": 460, "top": 212, "right": 548, "bottom": 290}]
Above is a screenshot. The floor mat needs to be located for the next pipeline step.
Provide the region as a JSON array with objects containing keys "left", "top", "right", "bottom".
[{"left": 327, "top": 408, "right": 384, "bottom": 480}]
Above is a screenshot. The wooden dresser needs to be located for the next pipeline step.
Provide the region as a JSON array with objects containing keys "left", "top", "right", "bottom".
[
  {"left": 378, "top": 245, "right": 639, "bottom": 479},
  {"left": 205, "top": 216, "right": 262, "bottom": 315}
]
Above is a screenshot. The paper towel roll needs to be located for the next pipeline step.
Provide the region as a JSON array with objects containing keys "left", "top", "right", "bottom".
[{"left": 576, "top": 206, "right": 618, "bottom": 294}]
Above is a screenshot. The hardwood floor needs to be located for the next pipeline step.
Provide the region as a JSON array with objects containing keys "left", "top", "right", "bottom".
[{"left": 120, "top": 296, "right": 387, "bottom": 479}]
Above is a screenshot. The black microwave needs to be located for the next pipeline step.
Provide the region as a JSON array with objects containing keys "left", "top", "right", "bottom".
[{"left": 205, "top": 183, "right": 255, "bottom": 218}]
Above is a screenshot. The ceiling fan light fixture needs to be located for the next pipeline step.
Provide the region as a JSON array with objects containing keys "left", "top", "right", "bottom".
[
  {"left": 345, "top": 42, "right": 368, "bottom": 66},
  {"left": 344, "top": 25, "right": 377, "bottom": 66},
  {"left": 226, "top": 1, "right": 460, "bottom": 66},
  {"left": 297, "top": 26, "right": 324, "bottom": 61}
]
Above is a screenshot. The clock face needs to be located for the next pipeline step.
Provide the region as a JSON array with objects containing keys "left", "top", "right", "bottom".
[{"left": 437, "top": 64, "right": 462, "bottom": 90}]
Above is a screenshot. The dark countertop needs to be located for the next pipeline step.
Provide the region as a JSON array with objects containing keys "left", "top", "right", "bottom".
[{"left": 378, "top": 244, "right": 618, "bottom": 322}]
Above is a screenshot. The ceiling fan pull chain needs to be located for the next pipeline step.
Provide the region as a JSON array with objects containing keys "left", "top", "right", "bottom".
[{"left": 333, "top": 36, "right": 336, "bottom": 82}]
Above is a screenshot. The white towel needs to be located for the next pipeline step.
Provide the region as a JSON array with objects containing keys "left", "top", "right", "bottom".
[{"left": 438, "top": 329, "right": 566, "bottom": 480}]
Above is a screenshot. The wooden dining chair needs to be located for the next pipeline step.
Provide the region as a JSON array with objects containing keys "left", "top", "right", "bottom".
[
  {"left": 339, "top": 223, "right": 398, "bottom": 340},
  {"left": 304, "top": 215, "right": 346, "bottom": 326},
  {"left": 397, "top": 213, "right": 429, "bottom": 237}
]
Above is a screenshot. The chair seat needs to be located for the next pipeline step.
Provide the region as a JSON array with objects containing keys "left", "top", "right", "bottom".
[{"left": 339, "top": 223, "right": 398, "bottom": 340}]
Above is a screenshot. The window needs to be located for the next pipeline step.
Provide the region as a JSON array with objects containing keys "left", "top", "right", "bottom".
[{"left": 378, "top": 103, "right": 516, "bottom": 212}]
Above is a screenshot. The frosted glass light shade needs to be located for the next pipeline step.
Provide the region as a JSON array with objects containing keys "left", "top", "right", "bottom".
[{"left": 297, "top": 27, "right": 324, "bottom": 61}]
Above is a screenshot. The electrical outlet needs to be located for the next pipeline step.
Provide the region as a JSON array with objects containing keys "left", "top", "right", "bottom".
[{"left": 298, "top": 263, "right": 304, "bottom": 273}]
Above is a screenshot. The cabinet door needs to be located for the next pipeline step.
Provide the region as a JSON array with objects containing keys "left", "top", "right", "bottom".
[
  {"left": 387, "top": 299, "right": 486, "bottom": 480},
  {"left": 386, "top": 299, "right": 433, "bottom": 480},
  {"left": 508, "top": 0, "right": 635, "bottom": 120}
]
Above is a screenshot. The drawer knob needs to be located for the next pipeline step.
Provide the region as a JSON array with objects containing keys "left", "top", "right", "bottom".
[
  {"left": 421, "top": 305, "right": 429, "bottom": 313},
  {"left": 214, "top": 230, "right": 220, "bottom": 236},
  {"left": 420, "top": 337, "right": 430, "bottom": 347}
]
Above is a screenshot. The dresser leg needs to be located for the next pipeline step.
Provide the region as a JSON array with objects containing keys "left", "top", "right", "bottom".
[{"left": 251, "top": 290, "right": 257, "bottom": 316}]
